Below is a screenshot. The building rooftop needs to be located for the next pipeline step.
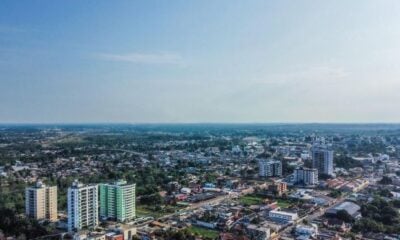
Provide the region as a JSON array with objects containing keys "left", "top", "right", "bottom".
[
  {"left": 71, "top": 180, "right": 97, "bottom": 188},
  {"left": 326, "top": 201, "right": 360, "bottom": 216},
  {"left": 269, "top": 210, "right": 298, "bottom": 217}
]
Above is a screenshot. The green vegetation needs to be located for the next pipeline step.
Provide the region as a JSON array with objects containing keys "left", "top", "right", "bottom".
[
  {"left": 379, "top": 176, "right": 392, "bottom": 185},
  {"left": 136, "top": 205, "right": 166, "bottom": 218},
  {"left": 276, "top": 199, "right": 292, "bottom": 208},
  {"left": 239, "top": 195, "right": 293, "bottom": 208},
  {"left": 158, "top": 228, "right": 196, "bottom": 240},
  {"left": 0, "top": 182, "right": 26, "bottom": 213},
  {"left": 319, "top": 173, "right": 332, "bottom": 180},
  {"left": 392, "top": 199, "right": 400, "bottom": 208},
  {"left": 353, "top": 197, "right": 400, "bottom": 234},
  {"left": 334, "top": 155, "right": 363, "bottom": 169},
  {"left": 136, "top": 204, "right": 183, "bottom": 218},
  {"left": 186, "top": 226, "right": 219, "bottom": 239},
  {"left": 239, "top": 194, "right": 264, "bottom": 206},
  {"left": 281, "top": 159, "right": 295, "bottom": 175},
  {"left": 328, "top": 189, "right": 342, "bottom": 198},
  {"left": 377, "top": 188, "right": 393, "bottom": 198},
  {"left": 346, "top": 140, "right": 387, "bottom": 155},
  {"left": 139, "top": 193, "right": 163, "bottom": 205},
  {"left": 336, "top": 209, "right": 353, "bottom": 223},
  {"left": 0, "top": 208, "right": 49, "bottom": 239}
]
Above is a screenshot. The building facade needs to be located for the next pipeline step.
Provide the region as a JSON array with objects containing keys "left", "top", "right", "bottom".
[
  {"left": 268, "top": 181, "right": 288, "bottom": 196},
  {"left": 99, "top": 180, "right": 136, "bottom": 222},
  {"left": 67, "top": 180, "right": 99, "bottom": 231},
  {"left": 269, "top": 210, "right": 298, "bottom": 222},
  {"left": 311, "top": 145, "right": 334, "bottom": 176},
  {"left": 294, "top": 167, "right": 318, "bottom": 185},
  {"left": 246, "top": 224, "right": 271, "bottom": 240},
  {"left": 25, "top": 181, "right": 57, "bottom": 221},
  {"left": 259, "top": 159, "right": 282, "bottom": 177}
]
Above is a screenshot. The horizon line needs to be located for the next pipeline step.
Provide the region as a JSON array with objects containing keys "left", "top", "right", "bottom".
[{"left": 1, "top": 122, "right": 400, "bottom": 125}]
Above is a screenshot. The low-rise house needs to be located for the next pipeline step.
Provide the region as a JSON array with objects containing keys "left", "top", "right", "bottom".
[
  {"left": 246, "top": 224, "right": 271, "bottom": 240},
  {"left": 340, "top": 179, "right": 369, "bottom": 193},
  {"left": 295, "top": 224, "right": 318, "bottom": 238}
]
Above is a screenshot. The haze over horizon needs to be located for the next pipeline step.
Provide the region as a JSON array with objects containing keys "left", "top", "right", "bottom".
[{"left": 1, "top": 1, "right": 400, "bottom": 123}]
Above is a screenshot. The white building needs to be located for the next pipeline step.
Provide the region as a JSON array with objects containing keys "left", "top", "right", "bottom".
[
  {"left": 259, "top": 159, "right": 282, "bottom": 177},
  {"left": 295, "top": 224, "right": 318, "bottom": 237},
  {"left": 294, "top": 167, "right": 318, "bottom": 185},
  {"left": 269, "top": 210, "right": 298, "bottom": 222},
  {"left": 68, "top": 180, "right": 99, "bottom": 231},
  {"left": 311, "top": 145, "right": 333, "bottom": 176},
  {"left": 180, "top": 187, "right": 191, "bottom": 194}
]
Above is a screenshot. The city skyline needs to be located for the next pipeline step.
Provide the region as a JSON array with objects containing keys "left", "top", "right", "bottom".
[{"left": 1, "top": 1, "right": 400, "bottom": 123}]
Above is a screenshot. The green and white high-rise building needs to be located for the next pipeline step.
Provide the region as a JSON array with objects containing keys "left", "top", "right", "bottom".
[{"left": 99, "top": 180, "right": 136, "bottom": 222}]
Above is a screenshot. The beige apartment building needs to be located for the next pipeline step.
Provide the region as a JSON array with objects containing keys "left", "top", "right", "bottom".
[{"left": 25, "top": 181, "right": 58, "bottom": 221}]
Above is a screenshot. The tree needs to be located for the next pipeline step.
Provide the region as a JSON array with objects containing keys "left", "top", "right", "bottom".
[
  {"left": 391, "top": 199, "right": 400, "bottom": 208},
  {"left": 328, "top": 189, "right": 342, "bottom": 198},
  {"left": 355, "top": 197, "right": 400, "bottom": 233},
  {"left": 0, "top": 208, "right": 48, "bottom": 238},
  {"left": 282, "top": 159, "right": 295, "bottom": 175},
  {"left": 378, "top": 189, "right": 393, "bottom": 198},
  {"left": 319, "top": 173, "right": 331, "bottom": 180},
  {"left": 334, "top": 155, "right": 363, "bottom": 169},
  {"left": 352, "top": 218, "right": 384, "bottom": 233},
  {"left": 336, "top": 209, "right": 353, "bottom": 223},
  {"left": 379, "top": 176, "right": 392, "bottom": 185},
  {"left": 140, "top": 193, "right": 163, "bottom": 205}
]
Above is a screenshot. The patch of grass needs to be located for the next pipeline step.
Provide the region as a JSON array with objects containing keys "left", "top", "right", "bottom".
[
  {"left": 136, "top": 205, "right": 184, "bottom": 218},
  {"left": 239, "top": 195, "right": 264, "bottom": 206},
  {"left": 276, "top": 199, "right": 292, "bottom": 208},
  {"left": 187, "top": 226, "right": 219, "bottom": 239},
  {"left": 136, "top": 205, "right": 165, "bottom": 218}
]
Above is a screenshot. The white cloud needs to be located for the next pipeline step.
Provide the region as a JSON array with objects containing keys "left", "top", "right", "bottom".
[{"left": 95, "top": 52, "right": 183, "bottom": 65}]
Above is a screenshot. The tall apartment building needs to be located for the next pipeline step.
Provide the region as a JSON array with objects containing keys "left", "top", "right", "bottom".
[
  {"left": 67, "top": 180, "right": 98, "bottom": 231},
  {"left": 259, "top": 159, "right": 282, "bottom": 177},
  {"left": 268, "top": 181, "right": 288, "bottom": 196},
  {"left": 294, "top": 167, "right": 318, "bottom": 185},
  {"left": 25, "top": 181, "right": 57, "bottom": 221},
  {"left": 99, "top": 180, "right": 136, "bottom": 222},
  {"left": 311, "top": 145, "right": 334, "bottom": 176}
]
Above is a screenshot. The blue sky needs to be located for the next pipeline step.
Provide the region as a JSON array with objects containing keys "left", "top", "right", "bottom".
[{"left": 1, "top": 0, "right": 400, "bottom": 123}]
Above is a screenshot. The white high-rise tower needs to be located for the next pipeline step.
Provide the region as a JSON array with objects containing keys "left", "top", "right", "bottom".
[{"left": 67, "top": 180, "right": 98, "bottom": 232}]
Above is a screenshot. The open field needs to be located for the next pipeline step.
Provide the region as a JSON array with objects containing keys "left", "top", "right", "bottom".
[
  {"left": 186, "top": 226, "right": 219, "bottom": 239},
  {"left": 136, "top": 205, "right": 184, "bottom": 218},
  {"left": 239, "top": 194, "right": 264, "bottom": 205},
  {"left": 276, "top": 199, "right": 293, "bottom": 208}
]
